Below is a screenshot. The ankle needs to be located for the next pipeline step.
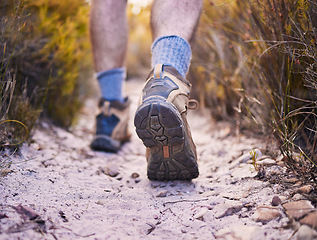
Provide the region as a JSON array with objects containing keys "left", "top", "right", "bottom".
[
  {"left": 96, "top": 67, "right": 126, "bottom": 102},
  {"left": 151, "top": 35, "right": 192, "bottom": 78}
]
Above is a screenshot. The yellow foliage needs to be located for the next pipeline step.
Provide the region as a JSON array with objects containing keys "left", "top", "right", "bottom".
[
  {"left": 126, "top": 4, "right": 152, "bottom": 78},
  {"left": 297, "top": 0, "right": 309, "bottom": 31},
  {"left": 24, "top": 0, "right": 92, "bottom": 126}
]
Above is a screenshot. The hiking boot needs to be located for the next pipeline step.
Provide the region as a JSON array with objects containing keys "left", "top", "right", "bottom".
[
  {"left": 91, "top": 98, "right": 131, "bottom": 152},
  {"left": 134, "top": 64, "right": 199, "bottom": 181}
]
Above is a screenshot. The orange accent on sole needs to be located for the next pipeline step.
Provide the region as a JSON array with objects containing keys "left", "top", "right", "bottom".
[{"left": 163, "top": 146, "right": 169, "bottom": 158}]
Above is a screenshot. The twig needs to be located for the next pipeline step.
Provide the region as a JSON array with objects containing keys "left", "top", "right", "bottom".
[
  {"left": 59, "top": 225, "right": 95, "bottom": 238},
  {"left": 163, "top": 198, "right": 209, "bottom": 207}
]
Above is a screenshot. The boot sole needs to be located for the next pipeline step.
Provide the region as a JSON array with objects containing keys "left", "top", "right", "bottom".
[
  {"left": 91, "top": 135, "right": 121, "bottom": 153},
  {"left": 134, "top": 98, "right": 199, "bottom": 181}
]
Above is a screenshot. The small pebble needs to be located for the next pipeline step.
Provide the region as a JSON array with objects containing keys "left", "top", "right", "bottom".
[
  {"left": 297, "top": 185, "right": 314, "bottom": 194},
  {"left": 292, "top": 193, "right": 305, "bottom": 201},
  {"left": 272, "top": 196, "right": 282, "bottom": 206},
  {"left": 156, "top": 191, "right": 168, "bottom": 197},
  {"left": 194, "top": 208, "right": 208, "bottom": 221},
  {"left": 102, "top": 165, "right": 119, "bottom": 177},
  {"left": 252, "top": 206, "right": 282, "bottom": 223},
  {"left": 131, "top": 172, "right": 140, "bottom": 179}
]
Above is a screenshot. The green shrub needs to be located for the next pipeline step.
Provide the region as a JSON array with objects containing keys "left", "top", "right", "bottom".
[{"left": 190, "top": 0, "right": 316, "bottom": 176}]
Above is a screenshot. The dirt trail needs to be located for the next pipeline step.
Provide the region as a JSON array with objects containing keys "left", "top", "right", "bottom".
[{"left": 0, "top": 79, "right": 314, "bottom": 239}]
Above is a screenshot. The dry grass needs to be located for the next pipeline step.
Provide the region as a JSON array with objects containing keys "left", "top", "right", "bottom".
[
  {"left": 190, "top": 0, "right": 316, "bottom": 181},
  {"left": 0, "top": 0, "right": 32, "bottom": 148}
]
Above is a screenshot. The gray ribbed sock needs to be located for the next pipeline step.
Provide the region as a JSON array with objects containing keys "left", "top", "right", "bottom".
[
  {"left": 151, "top": 35, "right": 192, "bottom": 77},
  {"left": 96, "top": 67, "right": 125, "bottom": 102}
]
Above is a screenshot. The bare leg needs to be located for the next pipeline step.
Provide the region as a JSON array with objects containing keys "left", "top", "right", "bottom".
[
  {"left": 90, "top": 0, "right": 130, "bottom": 153},
  {"left": 134, "top": 0, "right": 203, "bottom": 180},
  {"left": 151, "top": 0, "right": 203, "bottom": 42},
  {"left": 90, "top": 0, "right": 128, "bottom": 72}
]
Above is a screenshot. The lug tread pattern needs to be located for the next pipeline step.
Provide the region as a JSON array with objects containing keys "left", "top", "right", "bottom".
[{"left": 134, "top": 100, "right": 199, "bottom": 181}]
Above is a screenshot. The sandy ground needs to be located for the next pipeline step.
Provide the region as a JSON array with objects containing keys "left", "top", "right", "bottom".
[{"left": 0, "top": 79, "right": 312, "bottom": 239}]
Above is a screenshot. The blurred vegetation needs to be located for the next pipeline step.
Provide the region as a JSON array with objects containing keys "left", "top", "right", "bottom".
[
  {"left": 0, "top": 0, "right": 151, "bottom": 150},
  {"left": 1, "top": 0, "right": 91, "bottom": 148},
  {"left": 28, "top": 0, "right": 92, "bottom": 127},
  {"left": 127, "top": 4, "right": 152, "bottom": 78},
  {"left": 189, "top": 0, "right": 316, "bottom": 179}
]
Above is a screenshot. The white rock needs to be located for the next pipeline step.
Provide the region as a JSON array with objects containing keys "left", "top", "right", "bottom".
[
  {"left": 193, "top": 208, "right": 209, "bottom": 220},
  {"left": 252, "top": 206, "right": 282, "bottom": 223},
  {"left": 156, "top": 191, "right": 168, "bottom": 197},
  {"left": 256, "top": 158, "right": 276, "bottom": 166},
  {"left": 283, "top": 200, "right": 315, "bottom": 220},
  {"left": 292, "top": 194, "right": 306, "bottom": 201},
  {"left": 213, "top": 200, "right": 243, "bottom": 219},
  {"left": 216, "top": 225, "right": 265, "bottom": 240},
  {"left": 102, "top": 165, "right": 119, "bottom": 177},
  {"left": 231, "top": 164, "right": 258, "bottom": 178},
  {"left": 297, "top": 225, "right": 317, "bottom": 240},
  {"left": 297, "top": 185, "right": 314, "bottom": 194}
]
